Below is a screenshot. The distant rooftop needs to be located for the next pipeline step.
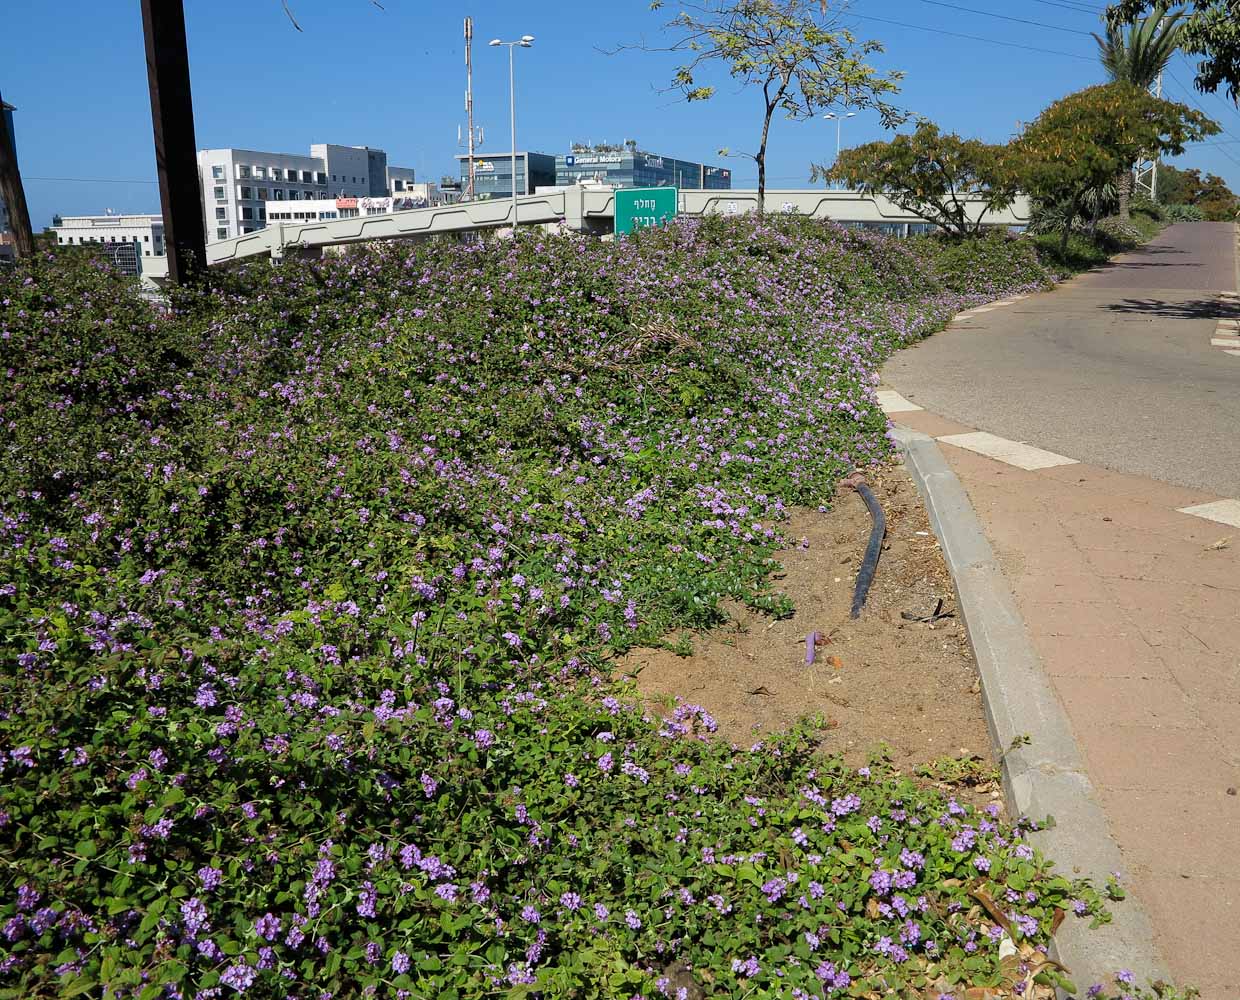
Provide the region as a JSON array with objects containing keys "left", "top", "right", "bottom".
[{"left": 53, "top": 213, "right": 163, "bottom": 226}]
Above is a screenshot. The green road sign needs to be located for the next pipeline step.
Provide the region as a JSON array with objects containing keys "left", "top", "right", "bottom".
[{"left": 614, "top": 186, "right": 678, "bottom": 236}]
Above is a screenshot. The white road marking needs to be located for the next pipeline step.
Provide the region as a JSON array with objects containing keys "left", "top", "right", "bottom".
[
  {"left": 1176, "top": 499, "right": 1240, "bottom": 528},
  {"left": 937, "top": 432, "right": 1079, "bottom": 471},
  {"left": 877, "top": 390, "right": 923, "bottom": 414},
  {"left": 1211, "top": 337, "right": 1240, "bottom": 347}
]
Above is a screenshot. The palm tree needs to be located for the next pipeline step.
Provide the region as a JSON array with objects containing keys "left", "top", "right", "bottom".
[{"left": 1093, "top": 5, "right": 1185, "bottom": 218}]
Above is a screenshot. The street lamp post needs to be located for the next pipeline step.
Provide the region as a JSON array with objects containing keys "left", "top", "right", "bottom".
[
  {"left": 489, "top": 35, "right": 534, "bottom": 234},
  {"left": 823, "top": 111, "right": 856, "bottom": 189}
]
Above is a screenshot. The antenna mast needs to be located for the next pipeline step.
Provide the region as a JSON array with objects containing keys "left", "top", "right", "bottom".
[
  {"left": 1133, "top": 15, "right": 1167, "bottom": 203},
  {"left": 465, "top": 16, "right": 476, "bottom": 201}
]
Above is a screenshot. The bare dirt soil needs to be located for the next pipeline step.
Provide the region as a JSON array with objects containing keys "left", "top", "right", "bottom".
[{"left": 622, "top": 462, "right": 998, "bottom": 785}]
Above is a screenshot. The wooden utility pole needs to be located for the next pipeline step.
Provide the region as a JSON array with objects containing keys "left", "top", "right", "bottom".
[
  {"left": 0, "top": 92, "right": 34, "bottom": 259},
  {"left": 140, "top": 0, "right": 205, "bottom": 284}
]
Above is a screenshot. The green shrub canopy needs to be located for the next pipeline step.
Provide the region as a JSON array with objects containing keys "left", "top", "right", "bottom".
[{"left": 0, "top": 221, "right": 1113, "bottom": 999}]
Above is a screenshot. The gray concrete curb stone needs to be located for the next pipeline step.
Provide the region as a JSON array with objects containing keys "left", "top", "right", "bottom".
[{"left": 891, "top": 425, "right": 1171, "bottom": 991}]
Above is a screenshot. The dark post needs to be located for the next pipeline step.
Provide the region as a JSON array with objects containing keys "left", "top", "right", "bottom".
[
  {"left": 140, "top": 0, "right": 205, "bottom": 284},
  {"left": 0, "top": 92, "right": 35, "bottom": 259}
]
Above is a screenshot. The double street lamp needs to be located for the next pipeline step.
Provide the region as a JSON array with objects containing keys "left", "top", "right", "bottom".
[
  {"left": 823, "top": 111, "right": 856, "bottom": 189},
  {"left": 489, "top": 35, "right": 534, "bottom": 234}
]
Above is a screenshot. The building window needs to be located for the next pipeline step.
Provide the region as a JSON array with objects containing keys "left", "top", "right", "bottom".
[
  {"left": 274, "top": 190, "right": 285, "bottom": 201},
  {"left": 255, "top": 166, "right": 266, "bottom": 179},
  {"left": 286, "top": 169, "right": 297, "bottom": 181},
  {"left": 239, "top": 186, "right": 253, "bottom": 200},
  {"left": 301, "top": 170, "right": 312, "bottom": 183},
  {"left": 258, "top": 207, "right": 267, "bottom": 220},
  {"left": 144, "top": 235, "right": 149, "bottom": 242},
  {"left": 316, "top": 171, "right": 327, "bottom": 184},
  {"left": 393, "top": 180, "right": 404, "bottom": 191},
  {"left": 331, "top": 174, "right": 337, "bottom": 182},
  {"left": 288, "top": 190, "right": 299, "bottom": 201},
  {"left": 239, "top": 165, "right": 251, "bottom": 178},
  {"left": 241, "top": 207, "right": 254, "bottom": 220},
  {"left": 214, "top": 186, "right": 225, "bottom": 200},
  {"left": 216, "top": 207, "right": 227, "bottom": 220},
  {"left": 257, "top": 188, "right": 268, "bottom": 200},
  {"left": 212, "top": 165, "right": 224, "bottom": 179}
]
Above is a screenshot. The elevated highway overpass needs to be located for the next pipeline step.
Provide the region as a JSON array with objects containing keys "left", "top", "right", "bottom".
[{"left": 139, "top": 186, "right": 1031, "bottom": 279}]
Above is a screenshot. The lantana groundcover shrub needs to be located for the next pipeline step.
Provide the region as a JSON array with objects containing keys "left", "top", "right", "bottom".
[{"left": 1, "top": 218, "right": 1123, "bottom": 998}]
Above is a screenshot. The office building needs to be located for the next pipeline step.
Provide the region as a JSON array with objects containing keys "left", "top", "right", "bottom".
[
  {"left": 455, "top": 152, "right": 557, "bottom": 201},
  {"left": 0, "top": 101, "right": 16, "bottom": 263},
  {"left": 50, "top": 213, "right": 165, "bottom": 275},
  {"left": 388, "top": 166, "right": 417, "bottom": 193},
  {"left": 555, "top": 145, "right": 731, "bottom": 190},
  {"left": 197, "top": 143, "right": 416, "bottom": 242},
  {"left": 264, "top": 186, "right": 450, "bottom": 225}
]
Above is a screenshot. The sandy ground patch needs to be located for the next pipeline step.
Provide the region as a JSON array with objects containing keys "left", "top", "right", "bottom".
[{"left": 623, "top": 463, "right": 997, "bottom": 789}]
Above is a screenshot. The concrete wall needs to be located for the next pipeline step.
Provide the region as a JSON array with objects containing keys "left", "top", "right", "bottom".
[{"left": 203, "top": 186, "right": 1035, "bottom": 266}]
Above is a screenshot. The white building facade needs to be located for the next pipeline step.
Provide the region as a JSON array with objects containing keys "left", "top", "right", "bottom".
[
  {"left": 51, "top": 214, "right": 165, "bottom": 275},
  {"left": 197, "top": 143, "right": 416, "bottom": 243},
  {"left": 264, "top": 187, "right": 451, "bottom": 227}
]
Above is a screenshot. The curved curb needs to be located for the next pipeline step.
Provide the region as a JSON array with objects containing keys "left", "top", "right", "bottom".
[{"left": 891, "top": 425, "right": 1170, "bottom": 991}]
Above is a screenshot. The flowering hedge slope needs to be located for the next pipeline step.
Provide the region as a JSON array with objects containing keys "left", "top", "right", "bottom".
[{"left": 0, "top": 218, "right": 1112, "bottom": 999}]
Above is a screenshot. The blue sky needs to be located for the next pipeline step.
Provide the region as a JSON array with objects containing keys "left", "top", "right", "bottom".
[{"left": 6, "top": 0, "right": 1240, "bottom": 229}]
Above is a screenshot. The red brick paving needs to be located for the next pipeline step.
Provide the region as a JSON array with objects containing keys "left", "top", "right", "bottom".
[{"left": 897, "top": 409, "right": 1240, "bottom": 998}]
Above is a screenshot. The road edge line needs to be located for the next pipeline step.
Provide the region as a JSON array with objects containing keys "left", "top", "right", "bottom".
[{"left": 891, "top": 424, "right": 1172, "bottom": 991}]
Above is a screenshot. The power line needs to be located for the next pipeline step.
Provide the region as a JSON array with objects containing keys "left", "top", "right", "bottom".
[
  {"left": 1167, "top": 70, "right": 1240, "bottom": 139},
  {"left": 1028, "top": 0, "right": 1106, "bottom": 14},
  {"left": 912, "top": 0, "right": 1095, "bottom": 36},
  {"left": 848, "top": 11, "right": 1096, "bottom": 62},
  {"left": 1183, "top": 62, "right": 1240, "bottom": 129},
  {"left": 1164, "top": 71, "right": 1240, "bottom": 172},
  {"left": 25, "top": 175, "right": 158, "bottom": 185}
]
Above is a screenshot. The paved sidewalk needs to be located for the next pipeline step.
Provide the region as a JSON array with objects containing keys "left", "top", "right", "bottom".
[
  {"left": 882, "top": 224, "right": 1240, "bottom": 997},
  {"left": 891, "top": 405, "right": 1240, "bottom": 997}
]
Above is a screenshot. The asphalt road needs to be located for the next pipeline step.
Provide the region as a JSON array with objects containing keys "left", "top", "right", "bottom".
[{"left": 884, "top": 222, "right": 1240, "bottom": 497}]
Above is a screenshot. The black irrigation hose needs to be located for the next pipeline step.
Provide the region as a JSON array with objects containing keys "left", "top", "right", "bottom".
[{"left": 849, "top": 479, "right": 886, "bottom": 619}]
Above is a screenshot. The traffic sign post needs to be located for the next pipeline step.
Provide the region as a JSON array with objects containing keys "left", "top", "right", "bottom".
[{"left": 614, "top": 186, "right": 678, "bottom": 236}]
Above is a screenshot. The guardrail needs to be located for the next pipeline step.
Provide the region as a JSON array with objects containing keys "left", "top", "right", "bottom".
[{"left": 197, "top": 187, "right": 1031, "bottom": 268}]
